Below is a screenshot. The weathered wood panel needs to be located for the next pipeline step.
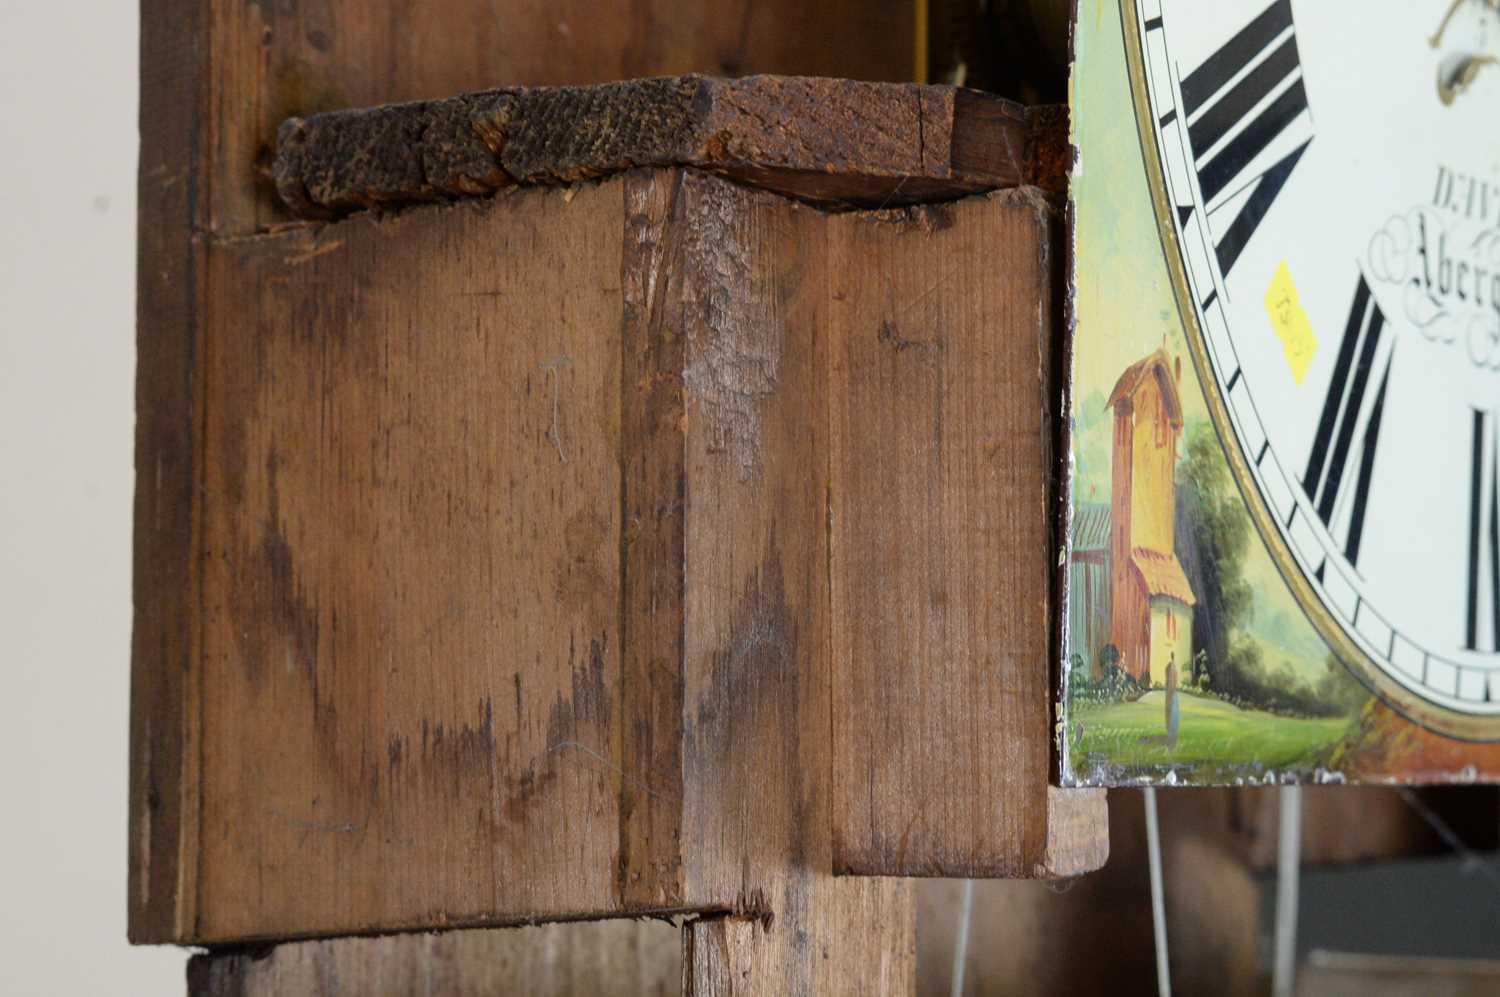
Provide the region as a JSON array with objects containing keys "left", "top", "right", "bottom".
[
  {"left": 137, "top": 156, "right": 1087, "bottom": 957},
  {"left": 135, "top": 0, "right": 916, "bottom": 945},
  {"left": 686, "top": 898, "right": 915, "bottom": 996},
  {"left": 666, "top": 170, "right": 918, "bottom": 992},
  {"left": 131, "top": 0, "right": 210, "bottom": 943},
  {"left": 617, "top": 171, "right": 691, "bottom": 910},
  {"left": 827, "top": 190, "right": 1102, "bottom": 877},
  {"left": 143, "top": 171, "right": 930, "bottom": 951},
  {"left": 272, "top": 76, "right": 1066, "bottom": 218},
  {"left": 194, "top": 188, "right": 629, "bottom": 941},
  {"left": 187, "top": 919, "right": 680, "bottom": 996}
]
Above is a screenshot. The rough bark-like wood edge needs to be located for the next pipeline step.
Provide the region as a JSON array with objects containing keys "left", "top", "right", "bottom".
[{"left": 273, "top": 75, "right": 1067, "bottom": 218}]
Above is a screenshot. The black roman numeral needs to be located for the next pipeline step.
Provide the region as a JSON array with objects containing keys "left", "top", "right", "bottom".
[
  {"left": 1466, "top": 409, "right": 1500, "bottom": 651},
  {"left": 1303, "top": 275, "right": 1393, "bottom": 567},
  {"left": 1179, "top": 0, "right": 1312, "bottom": 276}
]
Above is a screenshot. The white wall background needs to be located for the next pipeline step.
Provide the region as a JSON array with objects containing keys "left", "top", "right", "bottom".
[{"left": 0, "top": 2, "right": 186, "bottom": 993}]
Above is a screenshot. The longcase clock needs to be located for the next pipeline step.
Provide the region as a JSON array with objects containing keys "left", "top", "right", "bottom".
[{"left": 1062, "top": 0, "right": 1500, "bottom": 783}]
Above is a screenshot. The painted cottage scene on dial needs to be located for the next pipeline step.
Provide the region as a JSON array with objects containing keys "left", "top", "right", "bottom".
[
  {"left": 1064, "top": 336, "right": 1367, "bottom": 783},
  {"left": 1061, "top": 0, "right": 1500, "bottom": 785}
]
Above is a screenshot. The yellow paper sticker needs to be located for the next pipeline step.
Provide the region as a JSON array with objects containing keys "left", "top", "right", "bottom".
[{"left": 1265, "top": 260, "right": 1317, "bottom": 384}]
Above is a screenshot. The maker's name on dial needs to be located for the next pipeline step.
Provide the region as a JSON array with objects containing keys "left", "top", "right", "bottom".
[{"left": 1368, "top": 164, "right": 1500, "bottom": 370}]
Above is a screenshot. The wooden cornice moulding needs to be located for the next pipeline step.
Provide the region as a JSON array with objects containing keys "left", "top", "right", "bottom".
[
  {"left": 272, "top": 75, "right": 1069, "bottom": 217},
  {"left": 133, "top": 65, "right": 1104, "bottom": 965}
]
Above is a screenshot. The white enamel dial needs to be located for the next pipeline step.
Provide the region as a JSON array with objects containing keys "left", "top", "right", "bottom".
[{"left": 1124, "top": 0, "right": 1500, "bottom": 733}]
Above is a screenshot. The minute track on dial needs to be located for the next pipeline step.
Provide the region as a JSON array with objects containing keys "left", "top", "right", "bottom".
[{"left": 1175, "top": 0, "right": 1312, "bottom": 277}]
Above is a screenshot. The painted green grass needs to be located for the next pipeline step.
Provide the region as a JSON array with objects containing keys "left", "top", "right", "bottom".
[{"left": 1069, "top": 690, "right": 1355, "bottom": 781}]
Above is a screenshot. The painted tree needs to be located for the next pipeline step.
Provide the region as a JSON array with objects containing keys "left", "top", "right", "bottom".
[{"left": 1173, "top": 422, "right": 1253, "bottom": 694}]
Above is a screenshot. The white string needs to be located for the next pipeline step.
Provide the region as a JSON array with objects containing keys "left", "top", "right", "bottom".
[
  {"left": 1144, "top": 787, "right": 1172, "bottom": 997},
  {"left": 949, "top": 879, "right": 975, "bottom": 997},
  {"left": 1272, "top": 784, "right": 1303, "bottom": 997}
]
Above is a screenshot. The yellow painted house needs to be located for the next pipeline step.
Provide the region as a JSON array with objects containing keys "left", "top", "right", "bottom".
[{"left": 1106, "top": 348, "right": 1196, "bottom": 686}]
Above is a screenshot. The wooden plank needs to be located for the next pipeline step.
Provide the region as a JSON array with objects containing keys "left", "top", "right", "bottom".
[
  {"left": 134, "top": 0, "right": 1072, "bottom": 964},
  {"left": 272, "top": 76, "right": 1067, "bottom": 218},
  {"left": 144, "top": 169, "right": 927, "bottom": 949},
  {"left": 134, "top": 0, "right": 914, "bottom": 939},
  {"left": 193, "top": 187, "right": 630, "bottom": 942},
  {"left": 136, "top": 161, "right": 1082, "bottom": 947},
  {"left": 1041, "top": 786, "right": 1110, "bottom": 877},
  {"left": 828, "top": 189, "right": 1100, "bottom": 877},
  {"left": 666, "top": 170, "right": 917, "bottom": 993},
  {"left": 187, "top": 919, "right": 680, "bottom": 996},
  {"left": 203, "top": 0, "right": 916, "bottom": 235},
  {"left": 617, "top": 170, "right": 691, "bottom": 909},
  {"left": 685, "top": 895, "right": 915, "bottom": 996},
  {"left": 130, "top": 0, "right": 209, "bottom": 943}
]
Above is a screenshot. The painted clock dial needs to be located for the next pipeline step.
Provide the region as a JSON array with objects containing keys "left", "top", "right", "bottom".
[{"left": 1121, "top": 0, "right": 1500, "bottom": 736}]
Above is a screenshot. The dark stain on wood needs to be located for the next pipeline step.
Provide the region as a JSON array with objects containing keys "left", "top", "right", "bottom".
[
  {"left": 507, "top": 636, "right": 613, "bottom": 823},
  {"left": 684, "top": 543, "right": 806, "bottom": 912},
  {"left": 689, "top": 550, "right": 798, "bottom": 766},
  {"left": 237, "top": 446, "right": 322, "bottom": 708},
  {"left": 551, "top": 636, "right": 613, "bottom": 736},
  {"left": 877, "top": 320, "right": 945, "bottom": 357},
  {"left": 136, "top": 0, "right": 939, "bottom": 952}
]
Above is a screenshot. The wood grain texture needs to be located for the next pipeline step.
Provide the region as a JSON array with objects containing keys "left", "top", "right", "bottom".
[
  {"left": 272, "top": 76, "right": 1067, "bottom": 218},
  {"left": 617, "top": 170, "right": 691, "bottom": 909},
  {"left": 203, "top": 0, "right": 916, "bottom": 235},
  {"left": 136, "top": 162, "right": 1071, "bottom": 959},
  {"left": 134, "top": 0, "right": 913, "bottom": 939},
  {"left": 187, "top": 919, "right": 680, "bottom": 996},
  {"left": 1040, "top": 787, "right": 1110, "bottom": 876},
  {"left": 135, "top": 0, "right": 1069, "bottom": 975},
  {"left": 827, "top": 189, "right": 1099, "bottom": 877},
  {"left": 130, "top": 0, "right": 209, "bottom": 943},
  {"left": 686, "top": 900, "right": 915, "bottom": 997},
  {"left": 195, "top": 187, "right": 630, "bottom": 942},
  {"left": 666, "top": 171, "right": 917, "bottom": 994},
  {"left": 144, "top": 170, "right": 934, "bottom": 958}
]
